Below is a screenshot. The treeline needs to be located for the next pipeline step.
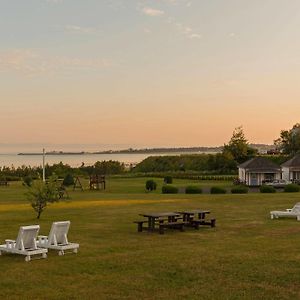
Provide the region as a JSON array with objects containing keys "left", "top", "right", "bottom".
[
  {"left": 0, "top": 160, "right": 125, "bottom": 181},
  {"left": 0, "top": 154, "right": 291, "bottom": 181},
  {"left": 132, "top": 154, "right": 237, "bottom": 174}
]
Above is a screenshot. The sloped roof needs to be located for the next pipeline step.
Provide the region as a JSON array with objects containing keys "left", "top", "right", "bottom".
[
  {"left": 281, "top": 154, "right": 300, "bottom": 167},
  {"left": 238, "top": 157, "right": 281, "bottom": 171}
]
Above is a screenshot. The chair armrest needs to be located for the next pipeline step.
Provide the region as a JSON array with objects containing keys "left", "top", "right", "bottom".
[
  {"left": 5, "top": 239, "right": 16, "bottom": 248},
  {"left": 5, "top": 239, "right": 15, "bottom": 243},
  {"left": 38, "top": 235, "right": 48, "bottom": 243}
]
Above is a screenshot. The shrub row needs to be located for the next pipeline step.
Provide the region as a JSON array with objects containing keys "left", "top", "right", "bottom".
[{"left": 259, "top": 184, "right": 300, "bottom": 193}]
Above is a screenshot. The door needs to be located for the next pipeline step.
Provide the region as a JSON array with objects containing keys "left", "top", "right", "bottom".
[{"left": 250, "top": 173, "right": 258, "bottom": 186}]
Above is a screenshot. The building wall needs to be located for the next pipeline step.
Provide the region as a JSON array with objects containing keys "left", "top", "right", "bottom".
[
  {"left": 238, "top": 168, "right": 245, "bottom": 182},
  {"left": 282, "top": 167, "right": 290, "bottom": 181},
  {"left": 238, "top": 170, "right": 281, "bottom": 186}
]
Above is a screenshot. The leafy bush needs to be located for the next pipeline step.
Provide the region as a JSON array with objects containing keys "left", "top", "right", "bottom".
[
  {"left": 162, "top": 185, "right": 178, "bottom": 194},
  {"left": 164, "top": 176, "right": 173, "bottom": 184},
  {"left": 23, "top": 176, "right": 33, "bottom": 187},
  {"left": 284, "top": 184, "right": 300, "bottom": 193},
  {"left": 260, "top": 185, "right": 276, "bottom": 193},
  {"left": 63, "top": 174, "right": 74, "bottom": 186},
  {"left": 185, "top": 186, "right": 202, "bottom": 194},
  {"left": 210, "top": 186, "right": 227, "bottom": 194},
  {"left": 26, "top": 176, "right": 60, "bottom": 219},
  {"left": 145, "top": 179, "right": 157, "bottom": 191},
  {"left": 231, "top": 186, "right": 248, "bottom": 194}
]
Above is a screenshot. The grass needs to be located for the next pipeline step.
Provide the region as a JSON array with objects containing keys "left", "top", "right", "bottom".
[{"left": 0, "top": 177, "right": 300, "bottom": 299}]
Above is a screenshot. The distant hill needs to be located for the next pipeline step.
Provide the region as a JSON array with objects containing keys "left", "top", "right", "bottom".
[{"left": 18, "top": 144, "right": 274, "bottom": 155}]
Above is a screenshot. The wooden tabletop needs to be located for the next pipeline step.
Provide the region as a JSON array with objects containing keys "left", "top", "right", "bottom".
[
  {"left": 140, "top": 212, "right": 181, "bottom": 218},
  {"left": 177, "top": 210, "right": 210, "bottom": 215}
]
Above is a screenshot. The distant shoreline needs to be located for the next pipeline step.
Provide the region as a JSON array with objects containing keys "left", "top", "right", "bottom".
[
  {"left": 18, "top": 147, "right": 222, "bottom": 156},
  {"left": 17, "top": 144, "right": 274, "bottom": 156}
]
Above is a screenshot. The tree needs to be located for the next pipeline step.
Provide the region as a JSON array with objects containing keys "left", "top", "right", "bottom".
[
  {"left": 274, "top": 123, "right": 300, "bottom": 155},
  {"left": 26, "top": 176, "right": 60, "bottom": 219},
  {"left": 223, "top": 126, "right": 257, "bottom": 163}
]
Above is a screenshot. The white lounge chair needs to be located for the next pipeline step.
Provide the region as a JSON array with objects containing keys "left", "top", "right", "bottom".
[
  {"left": 37, "top": 221, "right": 79, "bottom": 256},
  {"left": 270, "top": 202, "right": 300, "bottom": 221},
  {"left": 0, "top": 225, "right": 48, "bottom": 262}
]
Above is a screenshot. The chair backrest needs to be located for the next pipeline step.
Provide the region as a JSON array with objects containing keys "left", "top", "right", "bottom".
[
  {"left": 48, "top": 221, "right": 70, "bottom": 245},
  {"left": 292, "top": 203, "right": 300, "bottom": 213},
  {"left": 15, "top": 225, "right": 40, "bottom": 250}
]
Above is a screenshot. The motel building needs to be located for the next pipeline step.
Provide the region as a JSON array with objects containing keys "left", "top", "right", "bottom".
[
  {"left": 238, "top": 157, "right": 282, "bottom": 186},
  {"left": 281, "top": 154, "right": 300, "bottom": 181}
]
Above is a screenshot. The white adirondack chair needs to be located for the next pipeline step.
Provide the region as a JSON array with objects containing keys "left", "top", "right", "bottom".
[
  {"left": 37, "top": 221, "right": 79, "bottom": 256},
  {"left": 270, "top": 202, "right": 300, "bottom": 221},
  {"left": 0, "top": 225, "right": 48, "bottom": 262}
]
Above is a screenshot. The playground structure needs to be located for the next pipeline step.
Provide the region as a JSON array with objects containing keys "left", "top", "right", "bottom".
[
  {"left": 73, "top": 177, "right": 84, "bottom": 191},
  {"left": 89, "top": 175, "right": 106, "bottom": 190}
]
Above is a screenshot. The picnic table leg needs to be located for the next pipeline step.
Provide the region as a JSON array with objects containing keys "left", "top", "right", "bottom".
[
  {"left": 148, "top": 217, "right": 152, "bottom": 232},
  {"left": 198, "top": 212, "right": 205, "bottom": 219},
  {"left": 148, "top": 217, "right": 156, "bottom": 232}
]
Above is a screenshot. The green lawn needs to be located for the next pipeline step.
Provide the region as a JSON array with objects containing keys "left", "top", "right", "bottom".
[{"left": 0, "top": 178, "right": 300, "bottom": 299}]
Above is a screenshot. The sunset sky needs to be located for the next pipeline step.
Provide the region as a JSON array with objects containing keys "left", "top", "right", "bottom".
[{"left": 1, "top": 0, "right": 300, "bottom": 151}]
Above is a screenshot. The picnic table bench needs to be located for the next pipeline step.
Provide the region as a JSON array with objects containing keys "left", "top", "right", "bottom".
[
  {"left": 134, "top": 212, "right": 184, "bottom": 234},
  {"left": 0, "top": 181, "right": 9, "bottom": 187},
  {"left": 177, "top": 210, "right": 216, "bottom": 229}
]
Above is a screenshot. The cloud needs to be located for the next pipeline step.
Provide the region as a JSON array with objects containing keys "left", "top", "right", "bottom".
[
  {"left": 140, "top": 2, "right": 200, "bottom": 40},
  {"left": 142, "top": 7, "right": 165, "bottom": 17},
  {"left": 143, "top": 28, "right": 152, "bottom": 34},
  {"left": 64, "top": 25, "right": 100, "bottom": 35},
  {"left": 173, "top": 21, "right": 202, "bottom": 39},
  {"left": 188, "top": 33, "right": 201, "bottom": 39},
  {"left": 161, "top": 0, "right": 192, "bottom": 6},
  {"left": 0, "top": 49, "right": 114, "bottom": 76},
  {"left": 46, "top": 0, "right": 62, "bottom": 3}
]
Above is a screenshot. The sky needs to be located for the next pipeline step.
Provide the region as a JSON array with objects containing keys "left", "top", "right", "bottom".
[{"left": 1, "top": 0, "right": 300, "bottom": 151}]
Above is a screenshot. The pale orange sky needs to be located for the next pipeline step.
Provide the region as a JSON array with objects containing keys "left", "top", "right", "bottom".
[{"left": 1, "top": 0, "right": 300, "bottom": 149}]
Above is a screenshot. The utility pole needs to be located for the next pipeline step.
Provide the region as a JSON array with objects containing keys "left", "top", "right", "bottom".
[{"left": 42, "top": 148, "right": 46, "bottom": 182}]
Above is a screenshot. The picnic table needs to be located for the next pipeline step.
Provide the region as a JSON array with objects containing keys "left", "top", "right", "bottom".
[
  {"left": 176, "top": 210, "right": 210, "bottom": 222},
  {"left": 177, "top": 210, "right": 216, "bottom": 229},
  {"left": 135, "top": 212, "right": 183, "bottom": 234}
]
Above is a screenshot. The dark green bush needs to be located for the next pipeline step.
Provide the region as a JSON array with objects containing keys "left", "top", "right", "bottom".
[
  {"left": 260, "top": 185, "right": 276, "bottom": 193},
  {"left": 63, "top": 174, "right": 74, "bottom": 186},
  {"left": 164, "top": 176, "right": 173, "bottom": 184},
  {"left": 185, "top": 186, "right": 202, "bottom": 194},
  {"left": 162, "top": 185, "right": 178, "bottom": 194},
  {"left": 210, "top": 186, "right": 227, "bottom": 194},
  {"left": 145, "top": 179, "right": 157, "bottom": 191},
  {"left": 231, "top": 186, "right": 248, "bottom": 194},
  {"left": 23, "top": 176, "right": 33, "bottom": 187},
  {"left": 5, "top": 176, "right": 21, "bottom": 181},
  {"left": 284, "top": 184, "right": 300, "bottom": 193}
]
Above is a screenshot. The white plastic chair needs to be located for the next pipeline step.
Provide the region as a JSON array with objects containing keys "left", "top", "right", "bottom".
[
  {"left": 0, "top": 225, "right": 48, "bottom": 262},
  {"left": 37, "top": 221, "right": 79, "bottom": 255},
  {"left": 270, "top": 202, "right": 300, "bottom": 221}
]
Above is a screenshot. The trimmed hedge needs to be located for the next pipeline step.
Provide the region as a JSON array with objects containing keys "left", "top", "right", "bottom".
[
  {"left": 145, "top": 179, "right": 157, "bottom": 191},
  {"left": 185, "top": 186, "right": 202, "bottom": 194},
  {"left": 164, "top": 176, "right": 173, "bottom": 184},
  {"left": 162, "top": 185, "right": 178, "bottom": 194},
  {"left": 211, "top": 186, "right": 226, "bottom": 194},
  {"left": 284, "top": 184, "right": 300, "bottom": 193},
  {"left": 63, "top": 174, "right": 74, "bottom": 186},
  {"left": 23, "top": 176, "right": 33, "bottom": 187},
  {"left": 231, "top": 186, "right": 249, "bottom": 194},
  {"left": 260, "top": 185, "right": 276, "bottom": 193}
]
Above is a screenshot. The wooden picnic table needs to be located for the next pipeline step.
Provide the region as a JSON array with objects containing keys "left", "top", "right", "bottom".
[
  {"left": 177, "top": 210, "right": 215, "bottom": 229},
  {"left": 0, "top": 181, "right": 9, "bottom": 187},
  {"left": 139, "top": 212, "right": 181, "bottom": 232},
  {"left": 176, "top": 210, "right": 210, "bottom": 222}
]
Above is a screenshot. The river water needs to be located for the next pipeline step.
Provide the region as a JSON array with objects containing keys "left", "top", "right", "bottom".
[{"left": 0, "top": 152, "right": 208, "bottom": 168}]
